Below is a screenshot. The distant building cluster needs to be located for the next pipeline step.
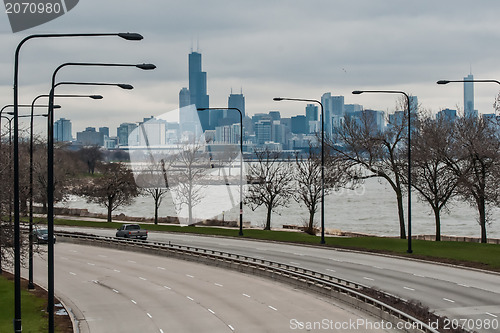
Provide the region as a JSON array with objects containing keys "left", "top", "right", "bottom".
[{"left": 54, "top": 52, "right": 499, "bottom": 151}]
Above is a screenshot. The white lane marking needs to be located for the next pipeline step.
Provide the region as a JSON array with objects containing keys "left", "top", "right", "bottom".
[
  {"left": 113, "top": 269, "right": 120, "bottom": 273},
  {"left": 186, "top": 274, "right": 194, "bottom": 278},
  {"left": 242, "top": 294, "right": 251, "bottom": 298},
  {"left": 372, "top": 266, "right": 383, "bottom": 269},
  {"left": 147, "top": 313, "right": 152, "bottom": 318},
  {"left": 112, "top": 289, "right": 119, "bottom": 293},
  {"left": 208, "top": 309, "right": 215, "bottom": 314},
  {"left": 293, "top": 253, "right": 304, "bottom": 256},
  {"left": 214, "top": 283, "right": 223, "bottom": 287},
  {"left": 290, "top": 262, "right": 301, "bottom": 265},
  {"left": 268, "top": 305, "right": 278, "bottom": 311},
  {"left": 443, "top": 298, "right": 455, "bottom": 303},
  {"left": 404, "top": 287, "right": 415, "bottom": 291},
  {"left": 326, "top": 269, "right": 336, "bottom": 273},
  {"left": 228, "top": 324, "right": 235, "bottom": 331},
  {"left": 131, "top": 300, "right": 137, "bottom": 304},
  {"left": 413, "top": 273, "right": 425, "bottom": 278},
  {"left": 139, "top": 277, "right": 147, "bottom": 281},
  {"left": 157, "top": 266, "right": 166, "bottom": 270},
  {"left": 87, "top": 262, "right": 95, "bottom": 266},
  {"left": 363, "top": 277, "right": 374, "bottom": 281},
  {"left": 160, "top": 329, "right": 164, "bottom": 333},
  {"left": 485, "top": 312, "right": 498, "bottom": 318},
  {"left": 163, "top": 286, "right": 171, "bottom": 290},
  {"left": 457, "top": 283, "right": 470, "bottom": 288},
  {"left": 329, "top": 258, "right": 341, "bottom": 262},
  {"left": 69, "top": 272, "right": 76, "bottom": 276},
  {"left": 92, "top": 280, "right": 98, "bottom": 284},
  {"left": 128, "top": 260, "right": 136, "bottom": 263},
  {"left": 187, "top": 296, "right": 194, "bottom": 301}
]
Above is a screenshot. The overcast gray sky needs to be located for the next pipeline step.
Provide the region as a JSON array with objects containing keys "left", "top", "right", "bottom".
[{"left": 1, "top": 0, "right": 500, "bottom": 135}]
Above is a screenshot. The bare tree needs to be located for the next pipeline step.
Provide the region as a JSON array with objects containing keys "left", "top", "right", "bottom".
[
  {"left": 407, "top": 115, "right": 459, "bottom": 241},
  {"left": 79, "top": 145, "right": 103, "bottom": 174},
  {"left": 327, "top": 107, "right": 409, "bottom": 239},
  {"left": 169, "top": 143, "right": 210, "bottom": 225},
  {"left": 442, "top": 116, "right": 500, "bottom": 243},
  {"left": 245, "top": 149, "right": 294, "bottom": 230},
  {"left": 77, "top": 163, "right": 139, "bottom": 222},
  {"left": 135, "top": 156, "right": 175, "bottom": 225}
]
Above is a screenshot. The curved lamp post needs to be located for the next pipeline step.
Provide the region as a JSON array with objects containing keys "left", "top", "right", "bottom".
[
  {"left": 12, "top": 32, "right": 142, "bottom": 333},
  {"left": 46, "top": 62, "right": 154, "bottom": 332},
  {"left": 27, "top": 94, "right": 102, "bottom": 291},
  {"left": 273, "top": 97, "right": 326, "bottom": 244},
  {"left": 198, "top": 107, "right": 245, "bottom": 236},
  {"left": 352, "top": 90, "right": 413, "bottom": 254}
]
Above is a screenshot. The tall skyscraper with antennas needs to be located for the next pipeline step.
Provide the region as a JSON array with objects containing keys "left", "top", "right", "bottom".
[
  {"left": 464, "top": 73, "right": 477, "bottom": 117},
  {"left": 189, "top": 51, "right": 210, "bottom": 130}
]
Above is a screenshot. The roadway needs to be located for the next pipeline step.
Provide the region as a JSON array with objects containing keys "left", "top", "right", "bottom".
[
  {"left": 55, "top": 225, "right": 500, "bottom": 333},
  {"left": 30, "top": 242, "right": 397, "bottom": 333}
]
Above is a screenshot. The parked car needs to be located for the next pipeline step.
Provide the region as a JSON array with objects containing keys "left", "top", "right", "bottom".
[
  {"left": 115, "top": 224, "right": 148, "bottom": 240},
  {"left": 33, "top": 229, "right": 56, "bottom": 244}
]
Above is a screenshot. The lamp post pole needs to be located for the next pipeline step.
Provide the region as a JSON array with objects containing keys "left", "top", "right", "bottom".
[
  {"left": 46, "top": 61, "right": 154, "bottom": 332},
  {"left": 352, "top": 90, "right": 413, "bottom": 253},
  {"left": 27, "top": 95, "right": 101, "bottom": 290},
  {"left": 12, "top": 32, "right": 143, "bottom": 333},
  {"left": 198, "top": 107, "right": 245, "bottom": 236},
  {"left": 273, "top": 97, "right": 325, "bottom": 244}
]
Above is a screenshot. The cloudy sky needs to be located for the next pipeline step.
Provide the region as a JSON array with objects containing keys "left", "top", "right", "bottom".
[{"left": 1, "top": 0, "right": 499, "bottom": 136}]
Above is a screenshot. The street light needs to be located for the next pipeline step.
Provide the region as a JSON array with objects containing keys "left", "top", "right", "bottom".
[
  {"left": 198, "top": 107, "right": 245, "bottom": 236},
  {"left": 12, "top": 32, "right": 143, "bottom": 333},
  {"left": 273, "top": 97, "right": 326, "bottom": 244},
  {"left": 46, "top": 61, "right": 154, "bottom": 332},
  {"left": 27, "top": 94, "right": 102, "bottom": 291},
  {"left": 352, "top": 90, "right": 413, "bottom": 253},
  {"left": 0, "top": 104, "right": 57, "bottom": 276}
]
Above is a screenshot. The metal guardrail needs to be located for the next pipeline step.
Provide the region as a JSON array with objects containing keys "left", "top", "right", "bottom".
[{"left": 56, "top": 232, "right": 441, "bottom": 333}]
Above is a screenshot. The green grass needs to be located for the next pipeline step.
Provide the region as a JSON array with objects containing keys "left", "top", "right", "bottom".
[
  {"left": 27, "top": 216, "right": 500, "bottom": 271},
  {"left": 0, "top": 275, "right": 47, "bottom": 332}
]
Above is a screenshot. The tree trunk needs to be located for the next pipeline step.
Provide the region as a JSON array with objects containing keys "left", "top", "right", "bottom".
[
  {"left": 478, "top": 197, "right": 487, "bottom": 243},
  {"left": 154, "top": 201, "right": 159, "bottom": 225},
  {"left": 306, "top": 209, "right": 315, "bottom": 235},
  {"left": 433, "top": 206, "right": 441, "bottom": 241},
  {"left": 264, "top": 205, "right": 272, "bottom": 230},
  {"left": 107, "top": 198, "right": 113, "bottom": 222},
  {"left": 396, "top": 189, "right": 407, "bottom": 239}
]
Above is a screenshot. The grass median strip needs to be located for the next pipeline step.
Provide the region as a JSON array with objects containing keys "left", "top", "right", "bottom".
[{"left": 26, "top": 216, "right": 500, "bottom": 271}]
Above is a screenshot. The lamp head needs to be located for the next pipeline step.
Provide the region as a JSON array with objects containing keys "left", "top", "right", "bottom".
[
  {"left": 197, "top": 108, "right": 208, "bottom": 111},
  {"left": 436, "top": 80, "right": 450, "bottom": 85},
  {"left": 54, "top": 105, "right": 62, "bottom": 109},
  {"left": 90, "top": 95, "right": 103, "bottom": 99},
  {"left": 118, "top": 32, "right": 144, "bottom": 41},
  {"left": 273, "top": 97, "right": 283, "bottom": 101},
  {"left": 352, "top": 90, "right": 364, "bottom": 95},
  {"left": 118, "top": 84, "right": 134, "bottom": 90},
  {"left": 136, "top": 63, "right": 156, "bottom": 70}
]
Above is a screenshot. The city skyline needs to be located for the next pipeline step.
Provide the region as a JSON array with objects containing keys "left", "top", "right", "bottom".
[{"left": 1, "top": 0, "right": 500, "bottom": 135}]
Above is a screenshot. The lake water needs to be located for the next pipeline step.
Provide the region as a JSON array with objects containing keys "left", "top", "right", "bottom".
[{"left": 57, "top": 177, "right": 499, "bottom": 239}]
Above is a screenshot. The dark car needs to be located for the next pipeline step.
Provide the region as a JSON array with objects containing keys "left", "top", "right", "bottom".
[{"left": 33, "top": 229, "right": 56, "bottom": 244}]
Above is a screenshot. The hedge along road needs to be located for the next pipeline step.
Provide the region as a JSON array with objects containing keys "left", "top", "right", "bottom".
[
  {"left": 27, "top": 242, "right": 399, "bottom": 333},
  {"left": 53, "top": 225, "right": 500, "bottom": 333}
]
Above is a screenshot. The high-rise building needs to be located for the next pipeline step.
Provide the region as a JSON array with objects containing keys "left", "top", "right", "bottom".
[
  {"left": 54, "top": 118, "right": 72, "bottom": 142},
  {"left": 189, "top": 51, "right": 210, "bottom": 130},
  {"left": 76, "top": 127, "right": 104, "bottom": 146},
  {"left": 255, "top": 119, "right": 272, "bottom": 145},
  {"left": 227, "top": 90, "right": 245, "bottom": 123},
  {"left": 291, "top": 115, "right": 307, "bottom": 134},
  {"left": 321, "top": 93, "right": 344, "bottom": 135},
  {"left": 117, "top": 122, "right": 138, "bottom": 146},
  {"left": 305, "top": 104, "right": 318, "bottom": 122},
  {"left": 179, "top": 87, "right": 190, "bottom": 108},
  {"left": 464, "top": 74, "right": 477, "bottom": 117},
  {"left": 436, "top": 108, "right": 457, "bottom": 122},
  {"left": 99, "top": 127, "right": 109, "bottom": 138}
]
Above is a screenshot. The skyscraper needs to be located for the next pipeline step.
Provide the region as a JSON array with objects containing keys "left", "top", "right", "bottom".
[
  {"left": 54, "top": 118, "right": 72, "bottom": 142},
  {"left": 227, "top": 90, "right": 245, "bottom": 124},
  {"left": 189, "top": 51, "right": 210, "bottom": 130},
  {"left": 464, "top": 74, "right": 477, "bottom": 117},
  {"left": 179, "top": 87, "right": 190, "bottom": 108}
]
